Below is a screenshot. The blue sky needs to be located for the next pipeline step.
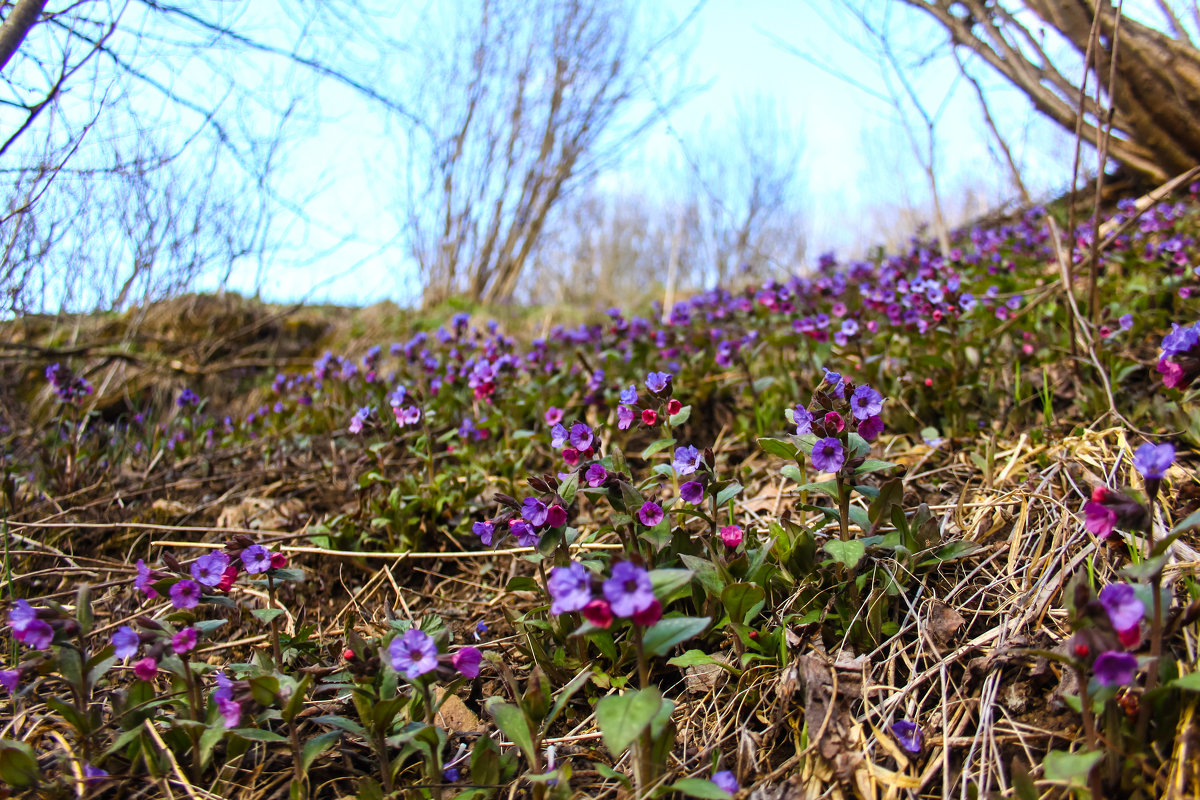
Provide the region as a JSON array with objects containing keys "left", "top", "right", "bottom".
[{"left": 203, "top": 0, "right": 1082, "bottom": 306}]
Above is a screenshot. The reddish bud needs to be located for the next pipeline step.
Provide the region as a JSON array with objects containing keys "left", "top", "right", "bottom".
[
  {"left": 667, "top": 399, "right": 682, "bottom": 415},
  {"left": 641, "top": 409, "right": 658, "bottom": 425},
  {"left": 342, "top": 648, "right": 355, "bottom": 661},
  {"left": 582, "top": 599, "right": 613, "bottom": 629},
  {"left": 216, "top": 565, "right": 239, "bottom": 592},
  {"left": 631, "top": 599, "right": 663, "bottom": 627},
  {"left": 1073, "top": 642, "right": 1090, "bottom": 659},
  {"left": 269, "top": 552, "right": 287, "bottom": 570},
  {"left": 924, "top": 378, "right": 934, "bottom": 387}
]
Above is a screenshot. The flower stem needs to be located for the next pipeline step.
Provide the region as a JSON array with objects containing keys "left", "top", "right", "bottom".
[{"left": 266, "top": 572, "right": 283, "bottom": 666}]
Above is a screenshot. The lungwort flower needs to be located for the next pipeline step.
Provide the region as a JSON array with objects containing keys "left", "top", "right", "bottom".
[{"left": 389, "top": 629, "right": 439, "bottom": 680}]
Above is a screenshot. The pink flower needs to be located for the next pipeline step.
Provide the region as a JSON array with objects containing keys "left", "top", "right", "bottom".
[
  {"left": 641, "top": 408, "right": 658, "bottom": 425},
  {"left": 719, "top": 525, "right": 744, "bottom": 549},
  {"left": 133, "top": 657, "right": 158, "bottom": 681},
  {"left": 582, "top": 599, "right": 613, "bottom": 629},
  {"left": 172, "top": 627, "right": 198, "bottom": 654},
  {"left": 451, "top": 646, "right": 483, "bottom": 678},
  {"left": 631, "top": 598, "right": 663, "bottom": 627},
  {"left": 1084, "top": 501, "right": 1117, "bottom": 538}
]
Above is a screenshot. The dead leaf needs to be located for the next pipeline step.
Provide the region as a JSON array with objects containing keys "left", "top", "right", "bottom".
[
  {"left": 927, "top": 601, "right": 965, "bottom": 649},
  {"left": 433, "top": 688, "right": 481, "bottom": 732}
]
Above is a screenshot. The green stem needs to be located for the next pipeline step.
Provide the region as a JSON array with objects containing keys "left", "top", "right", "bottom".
[{"left": 267, "top": 572, "right": 283, "bottom": 666}]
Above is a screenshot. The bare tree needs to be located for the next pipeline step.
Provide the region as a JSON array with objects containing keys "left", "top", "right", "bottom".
[
  {"left": 401, "top": 0, "right": 698, "bottom": 307},
  {"left": 895, "top": 0, "right": 1200, "bottom": 182}
]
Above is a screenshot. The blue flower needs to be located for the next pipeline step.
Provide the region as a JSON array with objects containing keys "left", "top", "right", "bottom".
[
  {"left": 548, "top": 562, "right": 593, "bottom": 615},
  {"left": 1133, "top": 442, "right": 1174, "bottom": 480},
  {"left": 389, "top": 629, "right": 439, "bottom": 680},
  {"left": 849, "top": 385, "right": 883, "bottom": 420},
  {"left": 603, "top": 562, "right": 656, "bottom": 618},
  {"left": 645, "top": 371, "right": 672, "bottom": 394},
  {"left": 673, "top": 445, "right": 703, "bottom": 476}
]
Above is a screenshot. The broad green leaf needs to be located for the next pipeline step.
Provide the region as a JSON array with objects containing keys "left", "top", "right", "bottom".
[
  {"left": 545, "top": 668, "right": 593, "bottom": 729},
  {"left": 758, "top": 437, "right": 798, "bottom": 460},
  {"left": 1169, "top": 673, "right": 1200, "bottom": 691},
  {"left": 1173, "top": 509, "right": 1200, "bottom": 533},
  {"left": 301, "top": 731, "right": 341, "bottom": 771},
  {"left": 669, "top": 405, "right": 692, "bottom": 426},
  {"left": 641, "top": 438, "right": 676, "bottom": 459},
  {"left": 0, "top": 739, "right": 41, "bottom": 787},
  {"left": 714, "top": 482, "right": 742, "bottom": 507},
  {"left": 486, "top": 699, "right": 537, "bottom": 766},
  {"left": 642, "top": 616, "right": 711, "bottom": 657},
  {"left": 649, "top": 568, "right": 695, "bottom": 602},
  {"left": 781, "top": 465, "right": 805, "bottom": 484},
  {"left": 667, "top": 650, "right": 739, "bottom": 674},
  {"left": 824, "top": 539, "right": 865, "bottom": 569},
  {"left": 668, "top": 778, "right": 733, "bottom": 798},
  {"left": 310, "top": 714, "right": 368, "bottom": 738},
  {"left": 233, "top": 727, "right": 289, "bottom": 743},
  {"left": 721, "top": 583, "right": 766, "bottom": 625},
  {"left": 792, "top": 479, "right": 839, "bottom": 499},
  {"left": 595, "top": 687, "right": 662, "bottom": 756},
  {"left": 1043, "top": 749, "right": 1102, "bottom": 785},
  {"left": 252, "top": 608, "right": 285, "bottom": 625},
  {"left": 855, "top": 459, "right": 900, "bottom": 474}
]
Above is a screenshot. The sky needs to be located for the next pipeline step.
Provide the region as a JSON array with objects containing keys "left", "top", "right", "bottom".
[{"left": 227, "top": 0, "right": 1082, "bottom": 307}]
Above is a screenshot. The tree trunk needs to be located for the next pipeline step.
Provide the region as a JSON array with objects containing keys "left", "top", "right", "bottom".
[{"left": 0, "top": 0, "right": 48, "bottom": 74}]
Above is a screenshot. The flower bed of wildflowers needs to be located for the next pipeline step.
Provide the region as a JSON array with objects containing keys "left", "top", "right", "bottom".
[{"left": 3, "top": 192, "right": 1200, "bottom": 799}]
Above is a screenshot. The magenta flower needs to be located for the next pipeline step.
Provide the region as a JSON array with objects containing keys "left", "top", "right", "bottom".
[
  {"left": 585, "top": 463, "right": 608, "bottom": 487},
  {"left": 1093, "top": 651, "right": 1138, "bottom": 686},
  {"left": 241, "top": 545, "right": 272, "bottom": 574},
  {"left": 133, "top": 657, "right": 158, "bottom": 681},
  {"left": 389, "top": 629, "right": 439, "bottom": 679},
  {"left": 1084, "top": 501, "right": 1117, "bottom": 538},
  {"left": 546, "top": 504, "right": 567, "bottom": 527},
  {"left": 20, "top": 619, "right": 53, "bottom": 649},
  {"left": 544, "top": 407, "right": 564, "bottom": 425},
  {"left": 638, "top": 501, "right": 664, "bottom": 526},
  {"left": 0, "top": 669, "right": 19, "bottom": 692},
  {"left": 720, "top": 525, "right": 744, "bottom": 548},
  {"left": 603, "top": 562, "right": 655, "bottom": 618},
  {"left": 451, "top": 646, "right": 483, "bottom": 678},
  {"left": 218, "top": 697, "right": 242, "bottom": 728},
  {"left": 582, "top": 598, "right": 613, "bottom": 628},
  {"left": 170, "top": 579, "right": 201, "bottom": 610},
  {"left": 631, "top": 598, "right": 663, "bottom": 627},
  {"left": 548, "top": 562, "right": 593, "bottom": 614},
  {"left": 112, "top": 626, "right": 140, "bottom": 659},
  {"left": 1133, "top": 442, "right": 1174, "bottom": 480},
  {"left": 850, "top": 385, "right": 883, "bottom": 420},
  {"left": 811, "top": 437, "right": 845, "bottom": 473},
  {"left": 172, "top": 627, "right": 198, "bottom": 654},
  {"left": 1098, "top": 584, "right": 1145, "bottom": 633},
  {"left": 680, "top": 481, "right": 704, "bottom": 504},
  {"left": 191, "top": 552, "right": 230, "bottom": 587}
]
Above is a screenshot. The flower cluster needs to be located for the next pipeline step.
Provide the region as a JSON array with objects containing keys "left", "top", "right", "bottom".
[
  {"left": 790, "top": 371, "right": 887, "bottom": 474},
  {"left": 1083, "top": 442, "right": 1174, "bottom": 538},
  {"left": 387, "top": 628, "right": 483, "bottom": 681},
  {"left": 45, "top": 362, "right": 93, "bottom": 404},
  {"left": 546, "top": 561, "right": 662, "bottom": 629},
  {"left": 1070, "top": 581, "right": 1147, "bottom": 687},
  {"left": 616, "top": 372, "right": 679, "bottom": 431},
  {"left": 1157, "top": 320, "right": 1200, "bottom": 389}
]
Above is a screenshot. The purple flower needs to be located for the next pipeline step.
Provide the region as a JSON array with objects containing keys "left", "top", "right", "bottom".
[
  {"left": 83, "top": 764, "right": 109, "bottom": 787},
  {"left": 617, "top": 405, "right": 636, "bottom": 430},
  {"left": 522, "top": 497, "right": 549, "bottom": 527},
  {"left": 792, "top": 406, "right": 814, "bottom": 435},
  {"left": 170, "top": 579, "right": 202, "bottom": 610},
  {"left": 823, "top": 370, "right": 845, "bottom": 399},
  {"left": 620, "top": 384, "right": 638, "bottom": 405},
  {"left": 585, "top": 463, "right": 608, "bottom": 487},
  {"left": 217, "top": 697, "right": 242, "bottom": 728},
  {"left": 21, "top": 619, "right": 53, "bottom": 649},
  {"left": 473, "top": 520, "right": 495, "bottom": 546},
  {"left": 0, "top": 669, "right": 18, "bottom": 692},
  {"left": 1119, "top": 313, "right": 1133, "bottom": 331},
  {"left": 214, "top": 670, "right": 234, "bottom": 702},
  {"left": 712, "top": 771, "right": 738, "bottom": 794},
  {"left": 849, "top": 385, "right": 883, "bottom": 420},
  {"left": 172, "top": 627, "right": 198, "bottom": 654},
  {"left": 8, "top": 599, "right": 36, "bottom": 634},
  {"left": 603, "top": 561, "right": 656, "bottom": 618},
  {"left": 451, "top": 646, "right": 483, "bottom": 678},
  {"left": 1162, "top": 322, "right": 1199, "bottom": 357},
  {"left": 1133, "top": 442, "right": 1174, "bottom": 480},
  {"left": 645, "top": 371, "right": 672, "bottom": 394},
  {"left": 348, "top": 406, "right": 371, "bottom": 434},
  {"left": 680, "top": 481, "right": 704, "bottom": 504},
  {"left": 112, "top": 626, "right": 140, "bottom": 659},
  {"left": 569, "top": 423, "right": 594, "bottom": 451},
  {"left": 811, "top": 437, "right": 845, "bottom": 473},
  {"left": 544, "top": 407, "right": 564, "bottom": 425},
  {"left": 548, "top": 562, "right": 593, "bottom": 615},
  {"left": 177, "top": 388, "right": 200, "bottom": 408},
  {"left": 1098, "top": 583, "right": 1145, "bottom": 632},
  {"left": 889, "top": 720, "right": 922, "bottom": 754},
  {"left": 133, "top": 657, "right": 158, "bottom": 681},
  {"left": 858, "top": 415, "right": 884, "bottom": 441},
  {"left": 638, "top": 501, "right": 664, "bottom": 526},
  {"left": 1093, "top": 650, "right": 1138, "bottom": 687},
  {"left": 1084, "top": 501, "right": 1117, "bottom": 538},
  {"left": 510, "top": 519, "right": 539, "bottom": 547},
  {"left": 389, "top": 629, "right": 439, "bottom": 679},
  {"left": 673, "top": 445, "right": 702, "bottom": 476},
  {"left": 191, "top": 552, "right": 230, "bottom": 587},
  {"left": 551, "top": 423, "right": 569, "bottom": 448},
  {"left": 241, "top": 545, "right": 272, "bottom": 574}
]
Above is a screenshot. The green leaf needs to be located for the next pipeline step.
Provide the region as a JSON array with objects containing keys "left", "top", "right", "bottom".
[
  {"left": 758, "top": 437, "right": 798, "bottom": 460},
  {"left": 721, "top": 583, "right": 766, "bottom": 625},
  {"left": 649, "top": 568, "right": 695, "bottom": 603},
  {"left": 780, "top": 465, "right": 805, "bottom": 484},
  {"left": 855, "top": 459, "right": 900, "bottom": 474},
  {"left": 595, "top": 687, "right": 662, "bottom": 756},
  {"left": 252, "top": 608, "right": 285, "bottom": 625},
  {"left": 669, "top": 405, "right": 692, "bottom": 426},
  {"left": 545, "top": 669, "right": 593, "bottom": 730},
  {"left": 714, "top": 482, "right": 742, "bottom": 507},
  {"left": 668, "top": 777, "right": 733, "bottom": 798},
  {"left": 0, "top": 739, "right": 41, "bottom": 787},
  {"left": 792, "top": 479, "right": 839, "bottom": 499},
  {"left": 282, "top": 673, "right": 312, "bottom": 724},
  {"left": 1043, "top": 749, "right": 1102, "bottom": 785},
  {"left": 485, "top": 699, "right": 537, "bottom": 766},
  {"left": 1168, "top": 673, "right": 1200, "bottom": 691},
  {"left": 558, "top": 472, "right": 579, "bottom": 507},
  {"left": 1173, "top": 509, "right": 1200, "bottom": 533},
  {"left": 505, "top": 576, "right": 541, "bottom": 593},
  {"left": 641, "top": 438, "right": 676, "bottom": 459},
  {"left": 301, "top": 731, "right": 341, "bottom": 772},
  {"left": 667, "top": 650, "right": 739, "bottom": 674},
  {"left": 641, "top": 616, "right": 710, "bottom": 657},
  {"left": 233, "top": 727, "right": 289, "bottom": 743},
  {"left": 824, "top": 539, "right": 866, "bottom": 569},
  {"left": 311, "top": 715, "right": 367, "bottom": 738}
]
